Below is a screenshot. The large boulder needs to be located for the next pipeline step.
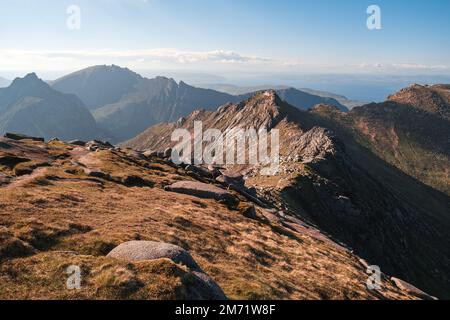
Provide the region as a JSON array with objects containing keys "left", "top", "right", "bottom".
[
  {"left": 107, "top": 241, "right": 226, "bottom": 300},
  {"left": 107, "top": 241, "right": 200, "bottom": 271},
  {"left": 166, "top": 181, "right": 238, "bottom": 205}
]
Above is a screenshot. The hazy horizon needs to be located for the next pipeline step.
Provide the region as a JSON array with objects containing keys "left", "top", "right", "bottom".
[{"left": 2, "top": 66, "right": 450, "bottom": 102}]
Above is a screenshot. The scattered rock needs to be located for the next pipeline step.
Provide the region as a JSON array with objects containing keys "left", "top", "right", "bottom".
[
  {"left": 239, "top": 203, "right": 257, "bottom": 219},
  {"left": 86, "top": 140, "right": 114, "bottom": 150},
  {"left": 166, "top": 181, "right": 238, "bottom": 206},
  {"left": 157, "top": 151, "right": 165, "bottom": 158},
  {"left": 120, "top": 175, "right": 154, "bottom": 188},
  {"left": 68, "top": 140, "right": 86, "bottom": 146},
  {"left": 0, "top": 155, "right": 31, "bottom": 168},
  {"left": 177, "top": 117, "right": 186, "bottom": 126},
  {"left": 217, "top": 174, "right": 266, "bottom": 207},
  {"left": 216, "top": 174, "right": 245, "bottom": 188},
  {"left": 49, "top": 138, "right": 60, "bottom": 143},
  {"left": 186, "top": 165, "right": 213, "bottom": 179},
  {"left": 83, "top": 168, "right": 112, "bottom": 180},
  {"left": 207, "top": 165, "right": 222, "bottom": 178},
  {"left": 4, "top": 132, "right": 44, "bottom": 142},
  {"left": 143, "top": 150, "right": 158, "bottom": 158},
  {"left": 107, "top": 241, "right": 201, "bottom": 271},
  {"left": 391, "top": 277, "right": 437, "bottom": 300},
  {"left": 163, "top": 148, "right": 172, "bottom": 158},
  {"left": 358, "top": 258, "right": 370, "bottom": 269}
]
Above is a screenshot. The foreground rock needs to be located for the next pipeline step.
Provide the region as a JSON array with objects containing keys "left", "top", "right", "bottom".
[
  {"left": 107, "top": 241, "right": 226, "bottom": 299},
  {"left": 108, "top": 241, "right": 201, "bottom": 270},
  {"left": 166, "top": 181, "right": 238, "bottom": 206}
]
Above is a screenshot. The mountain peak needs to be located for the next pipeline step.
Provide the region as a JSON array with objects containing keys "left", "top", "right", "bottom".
[
  {"left": 23, "top": 72, "right": 39, "bottom": 80},
  {"left": 13, "top": 72, "right": 40, "bottom": 84},
  {"left": 9, "top": 72, "right": 50, "bottom": 91}
]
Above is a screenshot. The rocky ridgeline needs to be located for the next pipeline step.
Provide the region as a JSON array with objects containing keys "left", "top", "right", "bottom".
[{"left": 120, "top": 90, "right": 450, "bottom": 299}]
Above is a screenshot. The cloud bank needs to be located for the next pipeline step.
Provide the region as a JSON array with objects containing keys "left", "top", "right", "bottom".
[{"left": 0, "top": 48, "right": 448, "bottom": 75}]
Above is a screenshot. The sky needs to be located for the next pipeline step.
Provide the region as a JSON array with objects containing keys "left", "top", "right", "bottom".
[{"left": 1, "top": 0, "right": 450, "bottom": 100}]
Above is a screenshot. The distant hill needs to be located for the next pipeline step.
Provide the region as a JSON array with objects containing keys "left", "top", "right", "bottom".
[
  {"left": 51, "top": 65, "right": 143, "bottom": 110},
  {"left": 0, "top": 73, "right": 103, "bottom": 141},
  {"left": 269, "top": 88, "right": 348, "bottom": 112},
  {"left": 300, "top": 87, "right": 366, "bottom": 109},
  {"left": 202, "top": 83, "right": 358, "bottom": 110}
]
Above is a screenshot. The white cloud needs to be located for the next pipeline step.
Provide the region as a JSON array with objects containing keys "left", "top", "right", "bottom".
[
  {"left": 0, "top": 48, "right": 448, "bottom": 76},
  {"left": 0, "top": 48, "right": 275, "bottom": 72}
]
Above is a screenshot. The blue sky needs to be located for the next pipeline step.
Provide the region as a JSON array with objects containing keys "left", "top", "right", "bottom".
[{"left": 0, "top": 0, "right": 450, "bottom": 81}]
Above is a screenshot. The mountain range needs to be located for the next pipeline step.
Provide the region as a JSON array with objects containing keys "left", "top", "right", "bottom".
[{"left": 49, "top": 65, "right": 349, "bottom": 142}]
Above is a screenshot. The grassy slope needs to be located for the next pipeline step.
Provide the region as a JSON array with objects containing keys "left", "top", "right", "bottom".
[{"left": 0, "top": 138, "right": 412, "bottom": 300}]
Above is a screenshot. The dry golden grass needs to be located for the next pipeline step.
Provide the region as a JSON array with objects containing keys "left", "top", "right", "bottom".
[{"left": 0, "top": 139, "right": 414, "bottom": 300}]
